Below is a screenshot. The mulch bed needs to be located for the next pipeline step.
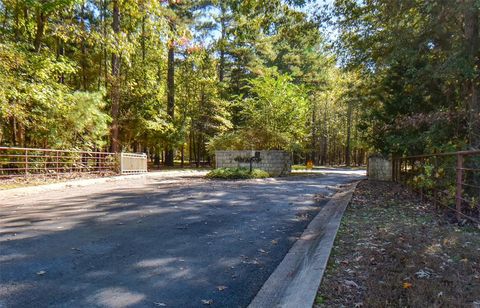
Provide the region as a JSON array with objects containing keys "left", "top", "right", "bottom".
[{"left": 315, "top": 180, "right": 480, "bottom": 307}]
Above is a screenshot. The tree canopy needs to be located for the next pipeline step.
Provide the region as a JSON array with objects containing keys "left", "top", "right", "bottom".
[
  {"left": 0, "top": 0, "right": 477, "bottom": 165},
  {"left": 329, "top": 0, "right": 479, "bottom": 155}
]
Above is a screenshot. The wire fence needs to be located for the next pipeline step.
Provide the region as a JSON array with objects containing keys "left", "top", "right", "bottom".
[{"left": 392, "top": 150, "right": 480, "bottom": 224}]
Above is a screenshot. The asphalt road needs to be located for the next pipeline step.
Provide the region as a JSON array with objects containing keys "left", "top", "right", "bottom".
[{"left": 0, "top": 169, "right": 364, "bottom": 308}]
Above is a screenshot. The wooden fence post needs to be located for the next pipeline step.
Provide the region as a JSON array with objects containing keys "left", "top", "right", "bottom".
[
  {"left": 25, "top": 149, "right": 28, "bottom": 177},
  {"left": 120, "top": 152, "right": 124, "bottom": 174},
  {"left": 433, "top": 156, "right": 438, "bottom": 209},
  {"left": 455, "top": 153, "right": 463, "bottom": 221},
  {"left": 392, "top": 157, "right": 396, "bottom": 182},
  {"left": 56, "top": 151, "right": 59, "bottom": 179}
]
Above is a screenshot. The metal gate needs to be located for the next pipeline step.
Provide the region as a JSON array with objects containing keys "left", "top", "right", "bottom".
[
  {"left": 0, "top": 147, "right": 148, "bottom": 178},
  {"left": 119, "top": 152, "right": 148, "bottom": 174}
]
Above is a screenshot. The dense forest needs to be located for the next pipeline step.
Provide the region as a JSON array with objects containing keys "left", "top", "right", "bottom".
[{"left": 0, "top": 0, "right": 478, "bottom": 166}]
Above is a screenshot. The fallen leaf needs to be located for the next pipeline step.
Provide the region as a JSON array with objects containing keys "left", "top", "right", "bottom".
[
  {"left": 271, "top": 240, "right": 278, "bottom": 245},
  {"left": 343, "top": 280, "right": 359, "bottom": 288},
  {"left": 415, "top": 269, "right": 431, "bottom": 279},
  {"left": 403, "top": 282, "right": 413, "bottom": 289}
]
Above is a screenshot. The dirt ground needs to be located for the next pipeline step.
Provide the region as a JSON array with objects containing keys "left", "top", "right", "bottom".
[
  {"left": 0, "top": 172, "right": 116, "bottom": 190},
  {"left": 315, "top": 180, "right": 480, "bottom": 308}
]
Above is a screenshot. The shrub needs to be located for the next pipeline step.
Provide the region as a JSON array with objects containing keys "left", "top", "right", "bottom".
[
  {"left": 249, "top": 168, "right": 270, "bottom": 178},
  {"left": 205, "top": 167, "right": 270, "bottom": 180},
  {"left": 292, "top": 164, "right": 307, "bottom": 170}
]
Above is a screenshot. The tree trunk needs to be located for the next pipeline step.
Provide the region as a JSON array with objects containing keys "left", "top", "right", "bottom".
[
  {"left": 321, "top": 100, "right": 329, "bottom": 165},
  {"left": 110, "top": 0, "right": 121, "bottom": 152},
  {"left": 332, "top": 136, "right": 337, "bottom": 166},
  {"left": 57, "top": 35, "right": 65, "bottom": 83},
  {"left": 10, "top": 117, "right": 17, "bottom": 146},
  {"left": 321, "top": 135, "right": 327, "bottom": 165},
  {"left": 218, "top": 3, "right": 227, "bottom": 82},
  {"left": 18, "top": 121, "right": 25, "bottom": 147},
  {"left": 33, "top": 7, "right": 46, "bottom": 51},
  {"left": 98, "top": 18, "right": 102, "bottom": 90},
  {"left": 80, "top": 1, "right": 87, "bottom": 90},
  {"left": 189, "top": 131, "right": 193, "bottom": 165},
  {"left": 14, "top": 3, "right": 19, "bottom": 40},
  {"left": 165, "top": 15, "right": 176, "bottom": 167},
  {"left": 345, "top": 100, "right": 353, "bottom": 166},
  {"left": 103, "top": 0, "right": 108, "bottom": 89},
  {"left": 154, "top": 151, "right": 160, "bottom": 168},
  {"left": 464, "top": 0, "right": 480, "bottom": 208},
  {"left": 2, "top": 5, "right": 7, "bottom": 31},
  {"left": 196, "top": 133, "right": 202, "bottom": 168},
  {"left": 353, "top": 109, "right": 359, "bottom": 165},
  {"left": 192, "top": 130, "right": 197, "bottom": 166},
  {"left": 311, "top": 100, "right": 317, "bottom": 164},
  {"left": 23, "top": 6, "right": 30, "bottom": 42},
  {"left": 141, "top": 6, "right": 146, "bottom": 65},
  {"left": 181, "top": 145, "right": 184, "bottom": 168},
  {"left": 465, "top": 0, "right": 479, "bottom": 148}
]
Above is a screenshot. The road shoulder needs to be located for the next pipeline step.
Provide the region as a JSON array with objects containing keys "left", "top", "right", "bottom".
[
  {"left": 0, "top": 170, "right": 208, "bottom": 198},
  {"left": 248, "top": 181, "right": 358, "bottom": 308}
]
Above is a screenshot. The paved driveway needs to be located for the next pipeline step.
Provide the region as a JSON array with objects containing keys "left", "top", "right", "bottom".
[{"left": 0, "top": 170, "right": 364, "bottom": 308}]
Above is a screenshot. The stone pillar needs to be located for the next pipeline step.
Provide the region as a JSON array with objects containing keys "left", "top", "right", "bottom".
[
  {"left": 367, "top": 154, "right": 392, "bottom": 181},
  {"left": 214, "top": 150, "right": 291, "bottom": 176}
]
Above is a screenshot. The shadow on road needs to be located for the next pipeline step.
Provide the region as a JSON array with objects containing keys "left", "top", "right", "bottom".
[{"left": 0, "top": 172, "right": 363, "bottom": 307}]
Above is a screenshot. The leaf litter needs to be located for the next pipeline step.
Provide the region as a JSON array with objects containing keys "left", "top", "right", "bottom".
[{"left": 315, "top": 180, "right": 480, "bottom": 307}]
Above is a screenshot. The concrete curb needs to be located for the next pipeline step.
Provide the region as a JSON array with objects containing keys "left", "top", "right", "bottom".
[{"left": 248, "top": 181, "right": 359, "bottom": 308}]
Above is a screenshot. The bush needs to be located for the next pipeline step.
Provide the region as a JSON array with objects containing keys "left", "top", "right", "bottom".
[
  {"left": 206, "top": 167, "right": 270, "bottom": 180},
  {"left": 250, "top": 168, "right": 270, "bottom": 178},
  {"left": 292, "top": 164, "right": 307, "bottom": 170}
]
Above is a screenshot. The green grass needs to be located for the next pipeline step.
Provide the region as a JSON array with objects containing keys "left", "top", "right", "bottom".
[
  {"left": 292, "top": 164, "right": 307, "bottom": 170},
  {"left": 205, "top": 167, "right": 270, "bottom": 180}
]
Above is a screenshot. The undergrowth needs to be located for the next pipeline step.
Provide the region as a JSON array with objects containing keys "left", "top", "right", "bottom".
[{"left": 205, "top": 167, "right": 270, "bottom": 179}]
